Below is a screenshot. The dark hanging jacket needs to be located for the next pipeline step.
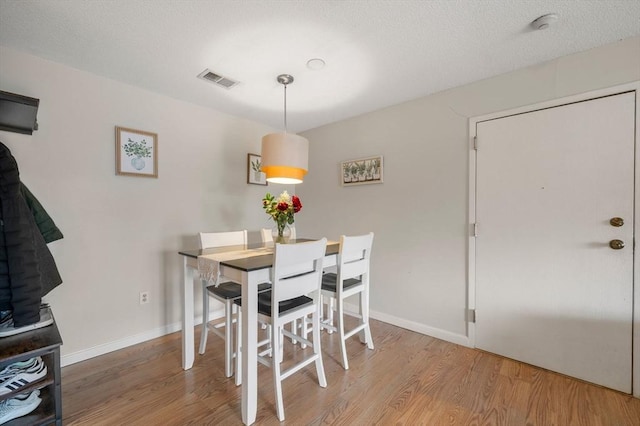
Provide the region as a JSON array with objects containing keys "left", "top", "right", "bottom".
[
  {"left": 21, "top": 184, "right": 64, "bottom": 244},
  {"left": 0, "top": 142, "right": 63, "bottom": 327}
]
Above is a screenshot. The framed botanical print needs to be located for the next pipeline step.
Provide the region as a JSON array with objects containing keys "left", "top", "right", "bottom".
[
  {"left": 341, "top": 155, "right": 383, "bottom": 186},
  {"left": 247, "top": 153, "right": 267, "bottom": 185},
  {"left": 115, "top": 126, "right": 158, "bottom": 178}
]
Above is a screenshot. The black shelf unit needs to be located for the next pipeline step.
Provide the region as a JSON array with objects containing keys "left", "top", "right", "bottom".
[{"left": 0, "top": 313, "right": 62, "bottom": 425}]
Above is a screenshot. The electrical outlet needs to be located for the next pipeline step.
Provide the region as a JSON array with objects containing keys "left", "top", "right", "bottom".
[{"left": 139, "top": 291, "right": 149, "bottom": 305}]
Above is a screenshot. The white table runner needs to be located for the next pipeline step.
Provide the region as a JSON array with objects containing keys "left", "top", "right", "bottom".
[{"left": 197, "top": 247, "right": 274, "bottom": 285}]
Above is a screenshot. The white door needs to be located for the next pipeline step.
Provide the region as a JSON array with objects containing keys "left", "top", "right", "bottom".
[{"left": 475, "top": 92, "right": 635, "bottom": 393}]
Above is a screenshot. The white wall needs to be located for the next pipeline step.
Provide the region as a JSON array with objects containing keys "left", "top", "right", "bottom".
[
  {"left": 298, "top": 36, "right": 640, "bottom": 345},
  {"left": 0, "top": 46, "right": 280, "bottom": 363},
  {"left": 2, "top": 35, "right": 639, "bottom": 366}
]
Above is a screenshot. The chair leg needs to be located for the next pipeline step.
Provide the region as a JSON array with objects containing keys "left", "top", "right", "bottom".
[
  {"left": 290, "top": 319, "right": 298, "bottom": 344},
  {"left": 361, "top": 292, "right": 374, "bottom": 350},
  {"left": 272, "top": 324, "right": 285, "bottom": 421},
  {"left": 337, "top": 299, "right": 349, "bottom": 370},
  {"left": 279, "top": 327, "right": 285, "bottom": 360},
  {"left": 235, "top": 305, "right": 242, "bottom": 386},
  {"left": 267, "top": 320, "right": 273, "bottom": 357},
  {"left": 199, "top": 284, "right": 209, "bottom": 355},
  {"left": 326, "top": 297, "right": 334, "bottom": 334},
  {"left": 224, "top": 300, "right": 234, "bottom": 378},
  {"left": 312, "top": 310, "right": 327, "bottom": 388},
  {"left": 300, "top": 315, "right": 310, "bottom": 349}
]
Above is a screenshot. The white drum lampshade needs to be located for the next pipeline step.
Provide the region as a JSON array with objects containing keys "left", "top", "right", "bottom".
[
  {"left": 261, "top": 132, "right": 308, "bottom": 184},
  {"left": 260, "top": 74, "right": 309, "bottom": 184}
]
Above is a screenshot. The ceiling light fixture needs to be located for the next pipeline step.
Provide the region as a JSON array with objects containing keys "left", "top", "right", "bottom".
[
  {"left": 306, "top": 58, "right": 326, "bottom": 70},
  {"left": 531, "top": 13, "right": 558, "bottom": 30},
  {"left": 260, "top": 74, "right": 309, "bottom": 184}
]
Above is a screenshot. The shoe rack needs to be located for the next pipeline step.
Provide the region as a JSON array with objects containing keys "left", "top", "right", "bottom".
[{"left": 0, "top": 311, "right": 62, "bottom": 425}]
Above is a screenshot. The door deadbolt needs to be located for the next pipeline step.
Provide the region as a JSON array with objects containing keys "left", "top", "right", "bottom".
[
  {"left": 610, "top": 217, "right": 624, "bottom": 227},
  {"left": 609, "top": 239, "right": 625, "bottom": 250}
]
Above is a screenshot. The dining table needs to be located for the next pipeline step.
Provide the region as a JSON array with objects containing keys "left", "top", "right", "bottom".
[{"left": 178, "top": 238, "right": 339, "bottom": 425}]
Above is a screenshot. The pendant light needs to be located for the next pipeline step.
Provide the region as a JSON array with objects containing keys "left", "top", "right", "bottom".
[{"left": 261, "top": 74, "right": 309, "bottom": 184}]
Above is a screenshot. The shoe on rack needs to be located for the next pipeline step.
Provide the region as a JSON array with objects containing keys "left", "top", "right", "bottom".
[
  {"left": 0, "top": 357, "right": 47, "bottom": 395},
  {"left": 0, "top": 305, "right": 54, "bottom": 338},
  {"left": 0, "top": 390, "right": 42, "bottom": 425},
  {"left": 0, "top": 358, "right": 38, "bottom": 377}
]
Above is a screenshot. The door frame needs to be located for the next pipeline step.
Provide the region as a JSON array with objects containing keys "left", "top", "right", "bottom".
[{"left": 467, "top": 81, "right": 640, "bottom": 396}]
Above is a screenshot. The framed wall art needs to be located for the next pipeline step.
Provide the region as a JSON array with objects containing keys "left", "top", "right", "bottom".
[
  {"left": 340, "top": 155, "right": 383, "bottom": 186},
  {"left": 247, "top": 153, "right": 267, "bottom": 185},
  {"left": 115, "top": 126, "right": 158, "bottom": 178}
]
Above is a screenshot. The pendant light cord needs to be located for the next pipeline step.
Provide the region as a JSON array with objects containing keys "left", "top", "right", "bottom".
[
  {"left": 276, "top": 74, "right": 294, "bottom": 133},
  {"left": 283, "top": 83, "right": 288, "bottom": 133}
]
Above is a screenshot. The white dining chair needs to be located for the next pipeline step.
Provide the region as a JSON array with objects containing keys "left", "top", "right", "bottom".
[
  {"left": 320, "top": 232, "right": 375, "bottom": 370},
  {"left": 261, "top": 226, "right": 303, "bottom": 347},
  {"left": 236, "top": 238, "right": 328, "bottom": 421},
  {"left": 260, "top": 228, "right": 272, "bottom": 243},
  {"left": 199, "top": 230, "right": 269, "bottom": 379}
]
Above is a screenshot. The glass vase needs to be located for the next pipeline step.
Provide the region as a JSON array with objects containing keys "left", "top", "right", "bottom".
[{"left": 272, "top": 224, "right": 291, "bottom": 244}]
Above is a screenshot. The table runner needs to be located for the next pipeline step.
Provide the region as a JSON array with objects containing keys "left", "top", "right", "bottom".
[{"left": 197, "top": 247, "right": 274, "bottom": 285}]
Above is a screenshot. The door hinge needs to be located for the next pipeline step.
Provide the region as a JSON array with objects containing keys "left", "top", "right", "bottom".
[
  {"left": 468, "top": 309, "right": 476, "bottom": 323},
  {"left": 473, "top": 136, "right": 478, "bottom": 150},
  {"left": 473, "top": 223, "right": 478, "bottom": 237}
]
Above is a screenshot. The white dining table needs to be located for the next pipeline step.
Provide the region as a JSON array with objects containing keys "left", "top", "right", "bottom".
[{"left": 178, "top": 239, "right": 338, "bottom": 425}]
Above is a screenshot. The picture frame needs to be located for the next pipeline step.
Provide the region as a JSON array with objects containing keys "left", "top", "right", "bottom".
[
  {"left": 340, "top": 155, "right": 384, "bottom": 186},
  {"left": 247, "top": 153, "right": 267, "bottom": 185},
  {"left": 115, "top": 126, "right": 158, "bottom": 178}
]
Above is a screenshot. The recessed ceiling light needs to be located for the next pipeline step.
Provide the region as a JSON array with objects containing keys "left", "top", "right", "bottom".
[{"left": 306, "top": 58, "right": 326, "bottom": 70}]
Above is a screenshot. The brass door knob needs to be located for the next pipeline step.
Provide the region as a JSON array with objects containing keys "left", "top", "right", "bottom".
[
  {"left": 610, "top": 217, "right": 624, "bottom": 227},
  {"left": 609, "top": 239, "right": 625, "bottom": 250}
]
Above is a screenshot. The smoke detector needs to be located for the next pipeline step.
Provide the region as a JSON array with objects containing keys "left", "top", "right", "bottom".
[{"left": 531, "top": 14, "right": 558, "bottom": 30}]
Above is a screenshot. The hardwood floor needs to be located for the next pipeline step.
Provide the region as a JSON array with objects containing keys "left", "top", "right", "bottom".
[{"left": 62, "top": 318, "right": 640, "bottom": 425}]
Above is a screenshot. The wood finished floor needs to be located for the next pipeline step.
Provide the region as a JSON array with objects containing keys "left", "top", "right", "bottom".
[{"left": 62, "top": 318, "right": 640, "bottom": 425}]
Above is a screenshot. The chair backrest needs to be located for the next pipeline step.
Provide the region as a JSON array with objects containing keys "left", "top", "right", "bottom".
[
  {"left": 260, "top": 226, "right": 297, "bottom": 243},
  {"left": 271, "top": 238, "right": 327, "bottom": 310},
  {"left": 199, "top": 230, "right": 248, "bottom": 249},
  {"left": 260, "top": 228, "right": 272, "bottom": 243},
  {"left": 338, "top": 232, "right": 374, "bottom": 281}
]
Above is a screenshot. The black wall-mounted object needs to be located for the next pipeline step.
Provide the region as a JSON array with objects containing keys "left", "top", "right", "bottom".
[{"left": 0, "top": 90, "right": 40, "bottom": 135}]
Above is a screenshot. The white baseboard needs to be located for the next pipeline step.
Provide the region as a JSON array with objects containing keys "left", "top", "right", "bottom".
[
  {"left": 61, "top": 308, "right": 224, "bottom": 367},
  {"left": 343, "top": 302, "right": 470, "bottom": 347},
  {"left": 62, "top": 305, "right": 469, "bottom": 367}
]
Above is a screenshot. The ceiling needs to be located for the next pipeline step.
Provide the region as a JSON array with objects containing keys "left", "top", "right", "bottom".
[{"left": 1, "top": 0, "right": 639, "bottom": 132}]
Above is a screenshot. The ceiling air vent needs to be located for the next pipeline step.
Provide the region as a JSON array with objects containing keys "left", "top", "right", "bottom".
[{"left": 197, "top": 69, "right": 239, "bottom": 89}]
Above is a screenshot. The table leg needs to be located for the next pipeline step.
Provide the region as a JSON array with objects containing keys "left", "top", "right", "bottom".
[
  {"left": 182, "top": 256, "right": 195, "bottom": 370},
  {"left": 241, "top": 271, "right": 258, "bottom": 425}
]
